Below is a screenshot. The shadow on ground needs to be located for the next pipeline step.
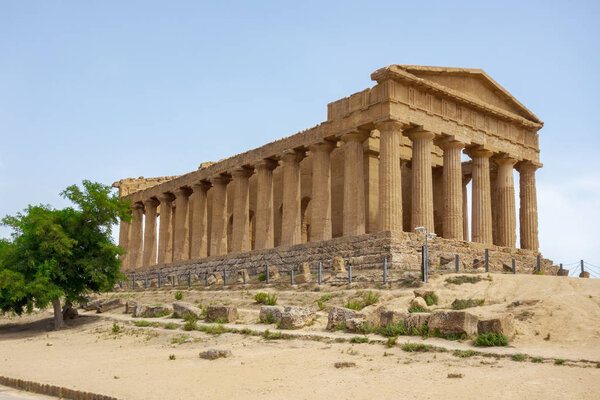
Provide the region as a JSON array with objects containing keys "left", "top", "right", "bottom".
[{"left": 0, "top": 315, "right": 101, "bottom": 339}]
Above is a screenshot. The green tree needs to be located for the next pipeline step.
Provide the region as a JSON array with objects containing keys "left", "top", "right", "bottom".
[{"left": 0, "top": 181, "right": 131, "bottom": 329}]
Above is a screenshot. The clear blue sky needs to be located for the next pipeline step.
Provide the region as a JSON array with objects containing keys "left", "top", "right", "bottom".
[{"left": 1, "top": 1, "right": 599, "bottom": 273}]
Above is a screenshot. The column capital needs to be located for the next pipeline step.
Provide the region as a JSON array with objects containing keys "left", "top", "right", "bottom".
[
  {"left": 438, "top": 139, "right": 466, "bottom": 150},
  {"left": 465, "top": 145, "right": 494, "bottom": 159},
  {"left": 143, "top": 197, "right": 159, "bottom": 208},
  {"left": 309, "top": 141, "right": 336, "bottom": 153},
  {"left": 492, "top": 153, "right": 518, "bottom": 167},
  {"left": 209, "top": 174, "right": 232, "bottom": 186},
  {"left": 405, "top": 128, "right": 436, "bottom": 141},
  {"left": 192, "top": 180, "right": 212, "bottom": 192},
  {"left": 375, "top": 119, "right": 409, "bottom": 133},
  {"left": 173, "top": 186, "right": 192, "bottom": 198},
  {"left": 132, "top": 201, "right": 145, "bottom": 210},
  {"left": 231, "top": 166, "right": 254, "bottom": 179},
  {"left": 255, "top": 158, "right": 278, "bottom": 171},
  {"left": 341, "top": 129, "right": 370, "bottom": 143},
  {"left": 158, "top": 192, "right": 175, "bottom": 203},
  {"left": 281, "top": 149, "right": 306, "bottom": 163},
  {"left": 515, "top": 160, "right": 542, "bottom": 173}
]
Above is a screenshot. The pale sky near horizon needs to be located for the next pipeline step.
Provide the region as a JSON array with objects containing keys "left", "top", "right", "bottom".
[{"left": 1, "top": 1, "right": 599, "bottom": 276}]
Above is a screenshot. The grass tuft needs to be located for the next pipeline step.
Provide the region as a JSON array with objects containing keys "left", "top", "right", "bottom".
[
  {"left": 453, "top": 350, "right": 477, "bottom": 358},
  {"left": 174, "top": 291, "right": 183, "bottom": 301},
  {"left": 511, "top": 353, "right": 527, "bottom": 362},
  {"left": 474, "top": 332, "right": 508, "bottom": 347},
  {"left": 423, "top": 292, "right": 438, "bottom": 306},
  {"left": 351, "top": 336, "right": 369, "bottom": 344},
  {"left": 451, "top": 298, "right": 485, "bottom": 310},
  {"left": 445, "top": 275, "right": 482, "bottom": 285},
  {"left": 402, "top": 343, "right": 432, "bottom": 352}
]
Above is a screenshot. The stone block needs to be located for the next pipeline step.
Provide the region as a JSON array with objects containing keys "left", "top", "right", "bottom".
[
  {"left": 332, "top": 257, "right": 346, "bottom": 272},
  {"left": 259, "top": 306, "right": 284, "bottom": 323},
  {"left": 327, "top": 307, "right": 363, "bottom": 330},
  {"left": 83, "top": 298, "right": 104, "bottom": 311},
  {"left": 404, "top": 312, "right": 430, "bottom": 330},
  {"left": 268, "top": 266, "right": 280, "bottom": 279},
  {"left": 477, "top": 315, "right": 515, "bottom": 338},
  {"left": 278, "top": 306, "right": 315, "bottom": 329},
  {"left": 206, "top": 306, "right": 237, "bottom": 322},
  {"left": 413, "top": 289, "right": 435, "bottom": 299},
  {"left": 428, "top": 311, "right": 478, "bottom": 336},
  {"left": 345, "top": 317, "right": 367, "bottom": 332},
  {"left": 379, "top": 310, "right": 407, "bottom": 327},
  {"left": 133, "top": 304, "right": 171, "bottom": 318},
  {"left": 173, "top": 301, "right": 203, "bottom": 319},
  {"left": 125, "top": 300, "right": 138, "bottom": 314},
  {"left": 96, "top": 298, "right": 124, "bottom": 313},
  {"left": 409, "top": 297, "right": 428, "bottom": 311},
  {"left": 300, "top": 262, "right": 311, "bottom": 275},
  {"left": 207, "top": 273, "right": 223, "bottom": 285}
]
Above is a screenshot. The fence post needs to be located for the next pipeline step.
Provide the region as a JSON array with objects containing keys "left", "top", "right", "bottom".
[
  {"left": 421, "top": 245, "right": 426, "bottom": 282},
  {"left": 188, "top": 271, "right": 191, "bottom": 288},
  {"left": 559, "top": 263, "right": 563, "bottom": 275},
  {"left": 145, "top": 277, "right": 148, "bottom": 289},
  {"left": 348, "top": 264, "right": 352, "bottom": 284},
  {"left": 455, "top": 254, "right": 459, "bottom": 272},
  {"left": 512, "top": 259, "right": 516, "bottom": 274},
  {"left": 172, "top": 275, "right": 176, "bottom": 288},
  {"left": 290, "top": 269, "right": 294, "bottom": 285},
  {"left": 536, "top": 254, "right": 541, "bottom": 273},
  {"left": 243, "top": 270, "right": 247, "bottom": 284},
  {"left": 580, "top": 260, "right": 584, "bottom": 277},
  {"left": 266, "top": 265, "right": 270, "bottom": 285},
  {"left": 318, "top": 262, "right": 322, "bottom": 285},
  {"left": 485, "top": 249, "right": 489, "bottom": 272},
  {"left": 205, "top": 272, "right": 209, "bottom": 286},
  {"left": 223, "top": 269, "right": 227, "bottom": 286},
  {"left": 132, "top": 273, "right": 136, "bottom": 290},
  {"left": 383, "top": 258, "right": 387, "bottom": 284},
  {"left": 119, "top": 280, "right": 123, "bottom": 289},
  {"left": 158, "top": 272, "right": 161, "bottom": 288}
]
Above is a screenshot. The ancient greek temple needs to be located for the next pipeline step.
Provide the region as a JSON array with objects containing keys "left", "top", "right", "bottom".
[{"left": 114, "top": 65, "right": 548, "bottom": 277}]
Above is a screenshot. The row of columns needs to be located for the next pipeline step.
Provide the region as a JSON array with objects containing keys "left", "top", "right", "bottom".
[{"left": 122, "top": 120, "right": 539, "bottom": 270}]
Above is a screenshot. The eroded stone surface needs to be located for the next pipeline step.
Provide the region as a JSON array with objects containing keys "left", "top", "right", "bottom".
[
  {"left": 428, "top": 311, "right": 478, "bottom": 336},
  {"left": 206, "top": 306, "right": 237, "bottom": 322}
]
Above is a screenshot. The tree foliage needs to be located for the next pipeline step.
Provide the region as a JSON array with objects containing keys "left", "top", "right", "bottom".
[{"left": 0, "top": 181, "right": 131, "bottom": 327}]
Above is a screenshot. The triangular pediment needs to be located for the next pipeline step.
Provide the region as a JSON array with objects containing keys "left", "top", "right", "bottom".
[{"left": 393, "top": 65, "right": 541, "bottom": 124}]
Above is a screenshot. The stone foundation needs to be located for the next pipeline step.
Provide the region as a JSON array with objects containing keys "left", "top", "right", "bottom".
[{"left": 124, "top": 231, "right": 556, "bottom": 284}]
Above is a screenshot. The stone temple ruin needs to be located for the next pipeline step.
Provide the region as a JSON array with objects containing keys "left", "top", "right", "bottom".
[{"left": 113, "top": 65, "right": 555, "bottom": 281}]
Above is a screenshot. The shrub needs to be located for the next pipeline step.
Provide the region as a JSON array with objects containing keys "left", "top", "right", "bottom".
[
  {"left": 402, "top": 343, "right": 432, "bottom": 352},
  {"left": 163, "top": 322, "right": 177, "bottom": 330},
  {"left": 197, "top": 324, "right": 226, "bottom": 336},
  {"left": 112, "top": 323, "right": 121, "bottom": 334},
  {"left": 531, "top": 357, "right": 543, "bottom": 363},
  {"left": 254, "top": 292, "right": 277, "bottom": 305},
  {"left": 378, "top": 322, "right": 408, "bottom": 337},
  {"left": 135, "top": 320, "right": 153, "bottom": 327},
  {"left": 453, "top": 350, "right": 477, "bottom": 358},
  {"left": 182, "top": 312, "right": 198, "bottom": 323},
  {"left": 423, "top": 292, "right": 438, "bottom": 306},
  {"left": 317, "top": 294, "right": 332, "bottom": 310},
  {"left": 334, "top": 322, "right": 348, "bottom": 331},
  {"left": 357, "top": 323, "right": 378, "bottom": 334},
  {"left": 511, "top": 353, "right": 527, "bottom": 362},
  {"left": 263, "top": 329, "right": 283, "bottom": 340},
  {"left": 362, "top": 291, "right": 380, "bottom": 307},
  {"left": 174, "top": 291, "right": 183, "bottom": 300},
  {"left": 474, "top": 333, "right": 508, "bottom": 347},
  {"left": 169, "top": 354, "right": 176, "bottom": 360},
  {"left": 386, "top": 337, "right": 397, "bottom": 348},
  {"left": 265, "top": 293, "right": 278, "bottom": 306},
  {"left": 445, "top": 275, "right": 482, "bottom": 285},
  {"left": 258, "top": 272, "right": 266, "bottom": 282},
  {"left": 351, "top": 336, "right": 369, "bottom": 343},
  {"left": 409, "top": 305, "right": 428, "bottom": 313},
  {"left": 554, "top": 359, "right": 565, "bottom": 365},
  {"left": 451, "top": 298, "right": 485, "bottom": 310},
  {"left": 183, "top": 320, "right": 197, "bottom": 331},
  {"left": 345, "top": 299, "right": 364, "bottom": 310},
  {"left": 263, "top": 311, "right": 275, "bottom": 324}
]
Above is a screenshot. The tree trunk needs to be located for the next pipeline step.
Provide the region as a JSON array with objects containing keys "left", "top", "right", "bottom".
[{"left": 52, "top": 298, "right": 64, "bottom": 330}]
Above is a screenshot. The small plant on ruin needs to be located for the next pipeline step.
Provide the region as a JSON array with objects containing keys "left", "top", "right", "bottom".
[
  {"left": 334, "top": 322, "right": 348, "bottom": 331},
  {"left": 511, "top": 353, "right": 527, "bottom": 362},
  {"left": 377, "top": 322, "right": 408, "bottom": 337},
  {"left": 345, "top": 299, "right": 364, "bottom": 310},
  {"left": 198, "top": 324, "right": 226, "bottom": 336},
  {"left": 554, "top": 359, "right": 565, "bottom": 365},
  {"left": 453, "top": 350, "right": 477, "bottom": 358},
  {"left": 112, "top": 323, "right": 121, "bottom": 334},
  {"left": 351, "top": 336, "right": 369, "bottom": 344},
  {"left": 451, "top": 298, "right": 485, "bottom": 310},
  {"left": 135, "top": 320, "right": 157, "bottom": 328},
  {"left": 264, "top": 293, "right": 278, "bottom": 306},
  {"left": 423, "top": 292, "right": 438, "bottom": 306},
  {"left": 254, "top": 292, "right": 269, "bottom": 304},
  {"left": 317, "top": 294, "right": 332, "bottom": 310},
  {"left": 445, "top": 275, "right": 482, "bottom": 285},
  {"left": 474, "top": 333, "right": 508, "bottom": 347},
  {"left": 263, "top": 312, "right": 275, "bottom": 324},
  {"left": 357, "top": 323, "right": 378, "bottom": 335},
  {"left": 263, "top": 329, "right": 283, "bottom": 340},
  {"left": 402, "top": 343, "right": 432, "bottom": 352},
  {"left": 362, "top": 291, "right": 380, "bottom": 307},
  {"left": 163, "top": 322, "right": 177, "bottom": 330},
  {"left": 183, "top": 320, "right": 198, "bottom": 331},
  {"left": 531, "top": 357, "right": 543, "bottom": 363},
  {"left": 182, "top": 312, "right": 198, "bottom": 323},
  {"left": 386, "top": 337, "right": 397, "bottom": 348},
  {"left": 169, "top": 354, "right": 176, "bottom": 360},
  {"left": 174, "top": 291, "right": 183, "bottom": 300},
  {"left": 408, "top": 305, "right": 428, "bottom": 313}
]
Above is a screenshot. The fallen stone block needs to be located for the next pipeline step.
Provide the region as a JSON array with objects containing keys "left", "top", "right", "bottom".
[
  {"left": 409, "top": 297, "right": 428, "bottom": 311},
  {"left": 96, "top": 298, "right": 124, "bottom": 313},
  {"left": 207, "top": 273, "right": 223, "bottom": 286},
  {"left": 404, "top": 312, "right": 430, "bottom": 330},
  {"left": 206, "top": 306, "right": 237, "bottom": 322},
  {"left": 379, "top": 310, "right": 407, "bottom": 327},
  {"left": 278, "top": 306, "right": 315, "bottom": 329},
  {"left": 83, "top": 298, "right": 104, "bottom": 311},
  {"left": 327, "top": 307, "right": 363, "bottom": 330},
  {"left": 332, "top": 257, "right": 346, "bottom": 273},
  {"left": 133, "top": 304, "right": 171, "bottom": 318},
  {"left": 125, "top": 300, "right": 138, "bottom": 314},
  {"left": 259, "top": 306, "right": 284, "bottom": 323},
  {"left": 199, "top": 349, "right": 231, "bottom": 360},
  {"left": 477, "top": 314, "right": 515, "bottom": 338},
  {"left": 173, "top": 301, "right": 203, "bottom": 319},
  {"left": 345, "top": 317, "right": 367, "bottom": 332},
  {"left": 413, "top": 289, "right": 435, "bottom": 299},
  {"left": 268, "top": 266, "right": 280, "bottom": 280},
  {"left": 428, "top": 311, "right": 478, "bottom": 336},
  {"left": 62, "top": 306, "right": 78, "bottom": 320}
]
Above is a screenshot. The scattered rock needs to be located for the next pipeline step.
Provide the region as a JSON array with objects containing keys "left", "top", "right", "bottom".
[
  {"left": 133, "top": 304, "right": 171, "bottom": 318},
  {"left": 206, "top": 306, "right": 237, "bottom": 322},
  {"left": 477, "top": 315, "right": 515, "bottom": 338},
  {"left": 278, "top": 306, "right": 315, "bottom": 329},
  {"left": 96, "top": 298, "right": 124, "bottom": 313},
  {"left": 294, "top": 263, "right": 312, "bottom": 283},
  {"left": 332, "top": 257, "right": 346, "bottom": 273},
  {"left": 439, "top": 256, "right": 455, "bottom": 269},
  {"left": 173, "top": 301, "right": 203, "bottom": 319},
  {"left": 150, "top": 279, "right": 159, "bottom": 288},
  {"left": 207, "top": 273, "right": 223, "bottom": 286},
  {"left": 428, "top": 311, "right": 478, "bottom": 336},
  {"left": 502, "top": 263, "right": 513, "bottom": 273},
  {"left": 447, "top": 373, "right": 463, "bottom": 378},
  {"left": 327, "top": 307, "right": 363, "bottom": 330},
  {"left": 380, "top": 310, "right": 407, "bottom": 327},
  {"left": 125, "top": 300, "right": 138, "bottom": 314},
  {"left": 404, "top": 312, "right": 430, "bottom": 330},
  {"left": 409, "top": 297, "right": 428, "bottom": 311},
  {"left": 268, "top": 266, "right": 280, "bottom": 280},
  {"left": 83, "top": 298, "right": 104, "bottom": 311},
  {"left": 259, "top": 306, "right": 284, "bottom": 323},
  {"left": 62, "top": 306, "right": 78, "bottom": 320},
  {"left": 413, "top": 289, "right": 435, "bottom": 299},
  {"left": 334, "top": 362, "right": 356, "bottom": 368},
  {"left": 345, "top": 317, "right": 367, "bottom": 332},
  {"left": 199, "top": 349, "right": 232, "bottom": 360},
  {"left": 580, "top": 271, "right": 590, "bottom": 278},
  {"left": 46, "top": 342, "right": 53, "bottom": 347}
]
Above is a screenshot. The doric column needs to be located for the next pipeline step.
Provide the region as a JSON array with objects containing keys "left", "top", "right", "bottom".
[
  {"left": 142, "top": 198, "right": 159, "bottom": 266},
  {"left": 255, "top": 159, "right": 277, "bottom": 250},
  {"left": 231, "top": 167, "right": 254, "bottom": 253},
  {"left": 129, "top": 202, "right": 144, "bottom": 270},
  {"left": 281, "top": 149, "right": 305, "bottom": 246},
  {"left": 440, "top": 140, "right": 465, "bottom": 240},
  {"left": 363, "top": 137, "right": 379, "bottom": 234},
  {"left": 516, "top": 161, "right": 540, "bottom": 251},
  {"left": 462, "top": 175, "right": 471, "bottom": 241},
  {"left": 494, "top": 156, "right": 517, "bottom": 247},
  {"left": 377, "top": 121, "right": 404, "bottom": 233},
  {"left": 172, "top": 187, "right": 191, "bottom": 262},
  {"left": 118, "top": 218, "right": 131, "bottom": 270},
  {"left": 342, "top": 130, "right": 369, "bottom": 236},
  {"left": 209, "top": 175, "right": 230, "bottom": 256},
  {"left": 310, "top": 142, "right": 335, "bottom": 241},
  {"left": 466, "top": 147, "right": 494, "bottom": 245},
  {"left": 190, "top": 181, "right": 211, "bottom": 259},
  {"left": 407, "top": 129, "right": 435, "bottom": 232},
  {"left": 157, "top": 193, "right": 174, "bottom": 264}
]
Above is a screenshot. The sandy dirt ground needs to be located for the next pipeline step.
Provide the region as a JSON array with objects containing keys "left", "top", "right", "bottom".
[{"left": 1, "top": 273, "right": 599, "bottom": 399}]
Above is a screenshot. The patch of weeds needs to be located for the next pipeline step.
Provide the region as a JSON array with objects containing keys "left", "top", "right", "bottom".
[
  {"left": 258, "top": 272, "right": 266, "bottom": 282},
  {"left": 453, "top": 350, "right": 477, "bottom": 358},
  {"left": 263, "top": 329, "right": 283, "bottom": 340},
  {"left": 147, "top": 309, "right": 171, "bottom": 318},
  {"left": 544, "top": 333, "right": 551, "bottom": 341},
  {"left": 163, "top": 322, "right": 177, "bottom": 330},
  {"left": 451, "top": 298, "right": 485, "bottom": 310},
  {"left": 169, "top": 354, "right": 176, "bottom": 360},
  {"left": 345, "top": 299, "right": 364, "bottom": 310},
  {"left": 554, "top": 359, "right": 565, "bottom": 365},
  {"left": 334, "top": 338, "right": 346, "bottom": 343},
  {"left": 408, "top": 305, "right": 429, "bottom": 313},
  {"left": 445, "top": 275, "right": 482, "bottom": 285},
  {"left": 386, "top": 337, "right": 397, "bottom": 348},
  {"left": 112, "top": 323, "right": 121, "bottom": 334},
  {"left": 197, "top": 324, "right": 226, "bottom": 336},
  {"left": 474, "top": 333, "right": 508, "bottom": 347},
  {"left": 182, "top": 312, "right": 198, "bottom": 323},
  {"left": 357, "top": 323, "right": 378, "bottom": 335},
  {"left": 262, "top": 311, "right": 275, "bottom": 324},
  {"left": 206, "top": 317, "right": 228, "bottom": 324},
  {"left": 362, "top": 291, "right": 380, "bottom": 307},
  {"left": 516, "top": 311, "right": 534, "bottom": 321},
  {"left": 351, "top": 336, "right": 369, "bottom": 344},
  {"left": 254, "top": 292, "right": 277, "bottom": 305},
  {"left": 183, "top": 320, "right": 198, "bottom": 331},
  {"left": 531, "top": 357, "right": 543, "bottom": 363},
  {"left": 511, "top": 353, "right": 527, "bottom": 362},
  {"left": 239, "top": 328, "right": 253, "bottom": 335},
  {"left": 377, "top": 322, "right": 408, "bottom": 337},
  {"left": 423, "top": 292, "right": 438, "bottom": 306},
  {"left": 334, "top": 322, "right": 348, "bottom": 331},
  {"left": 135, "top": 320, "right": 159, "bottom": 328},
  {"left": 312, "top": 286, "right": 321, "bottom": 292},
  {"left": 317, "top": 294, "right": 332, "bottom": 310},
  {"left": 171, "top": 335, "right": 191, "bottom": 344},
  {"left": 174, "top": 291, "right": 183, "bottom": 301},
  {"left": 402, "top": 343, "right": 432, "bottom": 352}
]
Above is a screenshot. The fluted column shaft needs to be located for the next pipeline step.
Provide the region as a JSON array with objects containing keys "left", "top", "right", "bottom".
[
  {"left": 377, "top": 121, "right": 404, "bottom": 232},
  {"left": 462, "top": 176, "right": 471, "bottom": 241},
  {"left": 142, "top": 198, "right": 159, "bottom": 266},
  {"left": 118, "top": 218, "right": 131, "bottom": 270},
  {"left": 281, "top": 150, "right": 305, "bottom": 246},
  {"left": 517, "top": 162, "right": 540, "bottom": 251},
  {"left": 255, "top": 160, "right": 277, "bottom": 250},
  {"left": 231, "top": 168, "right": 253, "bottom": 253},
  {"left": 172, "top": 188, "right": 191, "bottom": 262},
  {"left": 157, "top": 193, "right": 174, "bottom": 264},
  {"left": 441, "top": 141, "right": 465, "bottom": 240},
  {"left": 209, "top": 176, "right": 230, "bottom": 256},
  {"left": 468, "top": 148, "right": 493, "bottom": 244},
  {"left": 408, "top": 130, "right": 435, "bottom": 232},
  {"left": 343, "top": 131, "right": 369, "bottom": 236},
  {"left": 310, "top": 142, "right": 335, "bottom": 241},
  {"left": 129, "top": 203, "right": 144, "bottom": 270},
  {"left": 190, "top": 182, "right": 210, "bottom": 259},
  {"left": 495, "top": 157, "right": 517, "bottom": 247}
]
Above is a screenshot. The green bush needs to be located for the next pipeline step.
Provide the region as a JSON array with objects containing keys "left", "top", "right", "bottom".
[
  {"left": 474, "top": 332, "right": 508, "bottom": 347},
  {"left": 423, "top": 292, "right": 438, "bottom": 306},
  {"left": 402, "top": 343, "right": 432, "bottom": 352},
  {"left": 409, "top": 305, "right": 428, "bottom": 313},
  {"left": 197, "top": 324, "right": 226, "bottom": 336},
  {"left": 356, "top": 323, "right": 378, "bottom": 334},
  {"left": 112, "top": 323, "right": 121, "bottom": 334},
  {"left": 254, "top": 292, "right": 277, "bottom": 305},
  {"left": 453, "top": 349, "right": 477, "bottom": 358},
  {"left": 174, "top": 291, "right": 183, "bottom": 300},
  {"left": 163, "top": 322, "right": 177, "bottom": 330},
  {"left": 377, "top": 322, "right": 408, "bottom": 337},
  {"left": 135, "top": 320, "right": 157, "bottom": 327},
  {"left": 351, "top": 336, "right": 369, "bottom": 343},
  {"left": 258, "top": 272, "right": 266, "bottom": 282},
  {"left": 511, "top": 353, "right": 527, "bottom": 362},
  {"left": 263, "top": 329, "right": 283, "bottom": 340},
  {"left": 451, "top": 298, "right": 485, "bottom": 310},
  {"left": 362, "top": 291, "right": 380, "bottom": 307},
  {"left": 183, "top": 320, "right": 197, "bottom": 331},
  {"left": 345, "top": 299, "right": 364, "bottom": 310},
  {"left": 386, "top": 337, "right": 397, "bottom": 348}
]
